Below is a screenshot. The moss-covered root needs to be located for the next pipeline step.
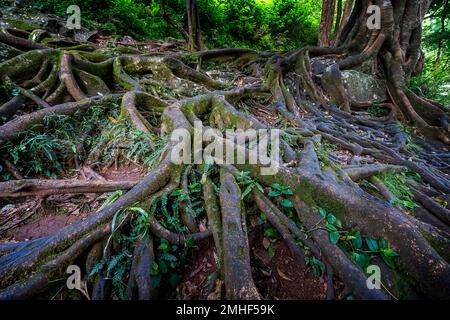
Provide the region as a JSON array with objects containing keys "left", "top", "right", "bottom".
[
  {"left": 124, "top": 236, "right": 156, "bottom": 300},
  {"left": 60, "top": 51, "right": 87, "bottom": 101},
  {"left": 180, "top": 167, "right": 199, "bottom": 233},
  {"left": 0, "top": 49, "right": 54, "bottom": 81},
  {"left": 0, "top": 158, "right": 176, "bottom": 293},
  {"left": 0, "top": 224, "right": 110, "bottom": 300},
  {"left": 253, "top": 190, "right": 306, "bottom": 266},
  {"left": 203, "top": 177, "right": 224, "bottom": 277},
  {"left": 293, "top": 198, "right": 389, "bottom": 300},
  {"left": 119, "top": 91, "right": 154, "bottom": 134},
  {"left": 219, "top": 170, "right": 260, "bottom": 300}
]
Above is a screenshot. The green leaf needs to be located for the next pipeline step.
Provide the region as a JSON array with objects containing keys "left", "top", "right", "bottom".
[
  {"left": 352, "top": 233, "right": 363, "bottom": 249},
  {"left": 327, "top": 214, "right": 336, "bottom": 225},
  {"left": 271, "top": 183, "right": 283, "bottom": 190},
  {"left": 255, "top": 182, "right": 265, "bottom": 193},
  {"left": 150, "top": 261, "right": 159, "bottom": 276},
  {"left": 158, "top": 239, "right": 170, "bottom": 253},
  {"left": 381, "top": 253, "right": 396, "bottom": 269},
  {"left": 319, "top": 208, "right": 327, "bottom": 218},
  {"left": 264, "top": 227, "right": 279, "bottom": 239},
  {"left": 381, "top": 248, "right": 398, "bottom": 257},
  {"left": 281, "top": 198, "right": 294, "bottom": 208},
  {"left": 323, "top": 223, "right": 337, "bottom": 232},
  {"left": 281, "top": 188, "right": 293, "bottom": 196},
  {"left": 378, "top": 237, "right": 388, "bottom": 249},
  {"left": 365, "top": 237, "right": 379, "bottom": 251},
  {"left": 268, "top": 242, "right": 276, "bottom": 258},
  {"left": 329, "top": 231, "right": 340, "bottom": 244},
  {"left": 241, "top": 185, "right": 253, "bottom": 200},
  {"left": 350, "top": 252, "right": 371, "bottom": 270},
  {"left": 268, "top": 190, "right": 281, "bottom": 197}
]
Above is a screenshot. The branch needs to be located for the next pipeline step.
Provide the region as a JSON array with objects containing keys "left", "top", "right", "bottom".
[{"left": 159, "top": 0, "right": 189, "bottom": 43}]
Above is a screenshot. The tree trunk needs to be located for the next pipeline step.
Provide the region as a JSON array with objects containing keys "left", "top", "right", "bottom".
[
  {"left": 186, "top": 0, "right": 205, "bottom": 51},
  {"left": 318, "top": 0, "right": 449, "bottom": 143}
]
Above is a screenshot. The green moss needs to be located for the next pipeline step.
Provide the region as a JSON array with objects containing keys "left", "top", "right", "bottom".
[
  {"left": 237, "top": 246, "right": 245, "bottom": 260},
  {"left": 5, "top": 19, "right": 40, "bottom": 31},
  {"left": 421, "top": 229, "right": 450, "bottom": 262}
]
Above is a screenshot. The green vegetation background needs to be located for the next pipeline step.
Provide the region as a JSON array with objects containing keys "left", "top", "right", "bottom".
[{"left": 1, "top": 0, "right": 448, "bottom": 104}]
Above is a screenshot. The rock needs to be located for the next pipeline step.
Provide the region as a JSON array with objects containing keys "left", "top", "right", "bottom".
[
  {"left": 311, "top": 57, "right": 335, "bottom": 74},
  {"left": 74, "top": 30, "right": 98, "bottom": 42},
  {"left": 341, "top": 70, "right": 386, "bottom": 102}
]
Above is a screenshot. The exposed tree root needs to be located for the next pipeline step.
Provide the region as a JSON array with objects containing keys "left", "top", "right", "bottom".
[
  {"left": 0, "top": 179, "right": 140, "bottom": 198},
  {"left": 0, "top": 13, "right": 449, "bottom": 300}
]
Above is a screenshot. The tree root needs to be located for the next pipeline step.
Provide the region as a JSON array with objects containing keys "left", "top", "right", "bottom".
[{"left": 0, "top": 179, "right": 140, "bottom": 198}]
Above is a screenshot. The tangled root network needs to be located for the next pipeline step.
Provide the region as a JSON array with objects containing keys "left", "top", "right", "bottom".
[{"left": 0, "top": 6, "right": 449, "bottom": 300}]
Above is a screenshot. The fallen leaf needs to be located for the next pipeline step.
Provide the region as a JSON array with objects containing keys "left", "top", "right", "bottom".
[{"left": 277, "top": 267, "right": 292, "bottom": 281}]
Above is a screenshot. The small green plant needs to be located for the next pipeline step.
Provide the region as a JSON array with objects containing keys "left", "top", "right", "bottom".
[
  {"left": 90, "top": 205, "right": 150, "bottom": 299},
  {"left": 260, "top": 213, "right": 280, "bottom": 258},
  {"left": 171, "top": 181, "right": 205, "bottom": 219},
  {"left": 377, "top": 172, "right": 418, "bottom": 209},
  {"left": 305, "top": 256, "right": 325, "bottom": 277},
  {"left": 368, "top": 103, "right": 389, "bottom": 117},
  {"left": 235, "top": 171, "right": 264, "bottom": 200},
  {"left": 268, "top": 183, "right": 294, "bottom": 209},
  {"left": 318, "top": 207, "right": 399, "bottom": 270},
  {"left": 0, "top": 79, "right": 20, "bottom": 97},
  {"left": 150, "top": 238, "right": 192, "bottom": 288}
]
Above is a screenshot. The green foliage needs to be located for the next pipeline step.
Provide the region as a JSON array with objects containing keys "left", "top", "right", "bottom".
[
  {"left": 318, "top": 207, "right": 399, "bottom": 270},
  {"left": 33, "top": 0, "right": 320, "bottom": 50},
  {"left": 170, "top": 173, "right": 205, "bottom": 219},
  {"left": 235, "top": 171, "right": 264, "bottom": 200},
  {"left": 368, "top": 103, "right": 389, "bottom": 117},
  {"left": 94, "top": 119, "right": 168, "bottom": 170},
  {"left": 0, "top": 103, "right": 112, "bottom": 179},
  {"left": 408, "top": 0, "right": 450, "bottom": 105},
  {"left": 377, "top": 172, "right": 418, "bottom": 210},
  {"left": 267, "top": 183, "right": 293, "bottom": 205},
  {"left": 305, "top": 256, "right": 325, "bottom": 277},
  {"left": 90, "top": 205, "right": 150, "bottom": 299},
  {"left": 150, "top": 237, "right": 195, "bottom": 289},
  {"left": 0, "top": 79, "right": 20, "bottom": 101}
]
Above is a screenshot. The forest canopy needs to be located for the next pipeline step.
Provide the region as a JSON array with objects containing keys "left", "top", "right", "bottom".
[{"left": 29, "top": 0, "right": 321, "bottom": 49}]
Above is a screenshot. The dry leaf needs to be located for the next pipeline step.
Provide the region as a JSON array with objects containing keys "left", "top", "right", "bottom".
[{"left": 277, "top": 267, "right": 292, "bottom": 281}]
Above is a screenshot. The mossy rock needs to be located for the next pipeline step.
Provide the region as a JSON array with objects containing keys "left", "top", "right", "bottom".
[{"left": 341, "top": 70, "right": 386, "bottom": 102}]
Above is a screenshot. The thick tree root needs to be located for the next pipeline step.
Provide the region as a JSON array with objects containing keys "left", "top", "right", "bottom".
[{"left": 0, "top": 179, "right": 140, "bottom": 198}]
